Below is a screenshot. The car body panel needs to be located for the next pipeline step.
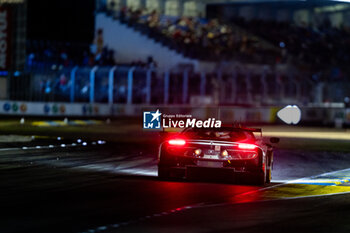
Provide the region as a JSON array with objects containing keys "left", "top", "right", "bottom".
[{"left": 158, "top": 127, "right": 274, "bottom": 184}]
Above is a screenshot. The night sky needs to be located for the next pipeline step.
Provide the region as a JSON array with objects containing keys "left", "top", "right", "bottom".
[{"left": 27, "top": 0, "right": 95, "bottom": 44}]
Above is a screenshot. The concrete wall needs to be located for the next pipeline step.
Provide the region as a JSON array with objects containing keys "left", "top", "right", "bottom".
[{"left": 0, "top": 99, "right": 348, "bottom": 126}]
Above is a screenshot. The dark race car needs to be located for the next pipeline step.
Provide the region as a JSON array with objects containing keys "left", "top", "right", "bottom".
[{"left": 158, "top": 126, "right": 279, "bottom": 185}]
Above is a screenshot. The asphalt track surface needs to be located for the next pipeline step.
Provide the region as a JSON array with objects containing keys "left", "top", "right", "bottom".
[{"left": 2, "top": 138, "right": 350, "bottom": 233}]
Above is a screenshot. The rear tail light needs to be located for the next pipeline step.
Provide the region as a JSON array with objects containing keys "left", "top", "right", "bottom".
[
  {"left": 231, "top": 152, "right": 258, "bottom": 159},
  {"left": 168, "top": 139, "right": 186, "bottom": 146},
  {"left": 237, "top": 143, "right": 257, "bottom": 150}
]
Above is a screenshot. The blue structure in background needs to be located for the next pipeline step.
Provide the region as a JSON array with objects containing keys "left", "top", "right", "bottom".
[{"left": 10, "top": 65, "right": 312, "bottom": 106}]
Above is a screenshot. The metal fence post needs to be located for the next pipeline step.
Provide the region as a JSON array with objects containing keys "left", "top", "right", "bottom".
[
  {"left": 276, "top": 73, "right": 284, "bottom": 101},
  {"left": 288, "top": 73, "right": 300, "bottom": 102},
  {"left": 183, "top": 70, "right": 188, "bottom": 104},
  {"left": 108, "top": 66, "right": 117, "bottom": 105},
  {"left": 90, "top": 66, "right": 98, "bottom": 103},
  {"left": 164, "top": 71, "right": 169, "bottom": 104},
  {"left": 231, "top": 71, "right": 237, "bottom": 103},
  {"left": 261, "top": 71, "right": 268, "bottom": 102},
  {"left": 217, "top": 70, "right": 223, "bottom": 103},
  {"left": 70, "top": 66, "right": 78, "bottom": 103},
  {"left": 146, "top": 69, "right": 152, "bottom": 104},
  {"left": 200, "top": 72, "right": 206, "bottom": 96},
  {"left": 127, "top": 67, "right": 135, "bottom": 105},
  {"left": 293, "top": 74, "right": 301, "bottom": 102},
  {"left": 246, "top": 72, "right": 253, "bottom": 104}
]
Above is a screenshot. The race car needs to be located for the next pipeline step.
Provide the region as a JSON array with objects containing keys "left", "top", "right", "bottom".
[{"left": 158, "top": 126, "right": 279, "bottom": 185}]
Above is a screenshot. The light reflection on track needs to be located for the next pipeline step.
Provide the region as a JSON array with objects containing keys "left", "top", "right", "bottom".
[{"left": 3, "top": 140, "right": 350, "bottom": 233}]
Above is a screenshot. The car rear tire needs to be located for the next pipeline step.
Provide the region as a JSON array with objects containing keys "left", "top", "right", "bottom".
[
  {"left": 158, "top": 166, "right": 171, "bottom": 179},
  {"left": 252, "top": 172, "right": 266, "bottom": 186},
  {"left": 266, "top": 169, "right": 271, "bottom": 184},
  {"left": 265, "top": 153, "right": 272, "bottom": 184}
]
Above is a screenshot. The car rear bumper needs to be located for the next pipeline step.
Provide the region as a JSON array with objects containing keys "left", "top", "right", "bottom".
[
  {"left": 163, "top": 165, "right": 263, "bottom": 181},
  {"left": 159, "top": 154, "right": 262, "bottom": 172}
]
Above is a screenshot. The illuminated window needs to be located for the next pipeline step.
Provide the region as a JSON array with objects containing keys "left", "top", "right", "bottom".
[
  {"left": 165, "top": 0, "right": 179, "bottom": 16},
  {"left": 146, "top": 0, "right": 160, "bottom": 12},
  {"left": 127, "top": 0, "right": 141, "bottom": 10},
  {"left": 183, "top": 1, "right": 197, "bottom": 17}
]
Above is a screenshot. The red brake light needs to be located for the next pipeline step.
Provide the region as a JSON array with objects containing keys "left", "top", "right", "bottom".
[
  {"left": 168, "top": 139, "right": 186, "bottom": 146},
  {"left": 237, "top": 143, "right": 257, "bottom": 150}
]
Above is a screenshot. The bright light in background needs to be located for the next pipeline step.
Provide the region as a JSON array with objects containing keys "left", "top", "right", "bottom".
[{"left": 277, "top": 105, "right": 301, "bottom": 125}]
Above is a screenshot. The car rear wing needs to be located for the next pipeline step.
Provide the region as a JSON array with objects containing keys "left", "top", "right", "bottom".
[
  {"left": 240, "top": 127, "right": 262, "bottom": 138},
  {"left": 243, "top": 128, "right": 262, "bottom": 133},
  {"left": 224, "top": 125, "right": 262, "bottom": 133}
]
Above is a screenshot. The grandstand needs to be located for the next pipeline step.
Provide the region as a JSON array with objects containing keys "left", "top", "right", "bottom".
[{"left": 3, "top": 0, "right": 350, "bottom": 107}]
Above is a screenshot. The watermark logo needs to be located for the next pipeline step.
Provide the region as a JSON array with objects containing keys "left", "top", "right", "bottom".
[
  {"left": 143, "top": 109, "right": 162, "bottom": 129},
  {"left": 143, "top": 110, "right": 222, "bottom": 129}
]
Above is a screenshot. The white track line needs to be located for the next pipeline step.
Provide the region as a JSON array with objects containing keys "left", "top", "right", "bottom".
[
  {"left": 0, "top": 141, "right": 106, "bottom": 152},
  {"left": 80, "top": 167, "right": 350, "bottom": 233}
]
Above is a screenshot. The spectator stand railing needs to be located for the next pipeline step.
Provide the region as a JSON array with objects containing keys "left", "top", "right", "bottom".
[{"left": 14, "top": 65, "right": 315, "bottom": 106}]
